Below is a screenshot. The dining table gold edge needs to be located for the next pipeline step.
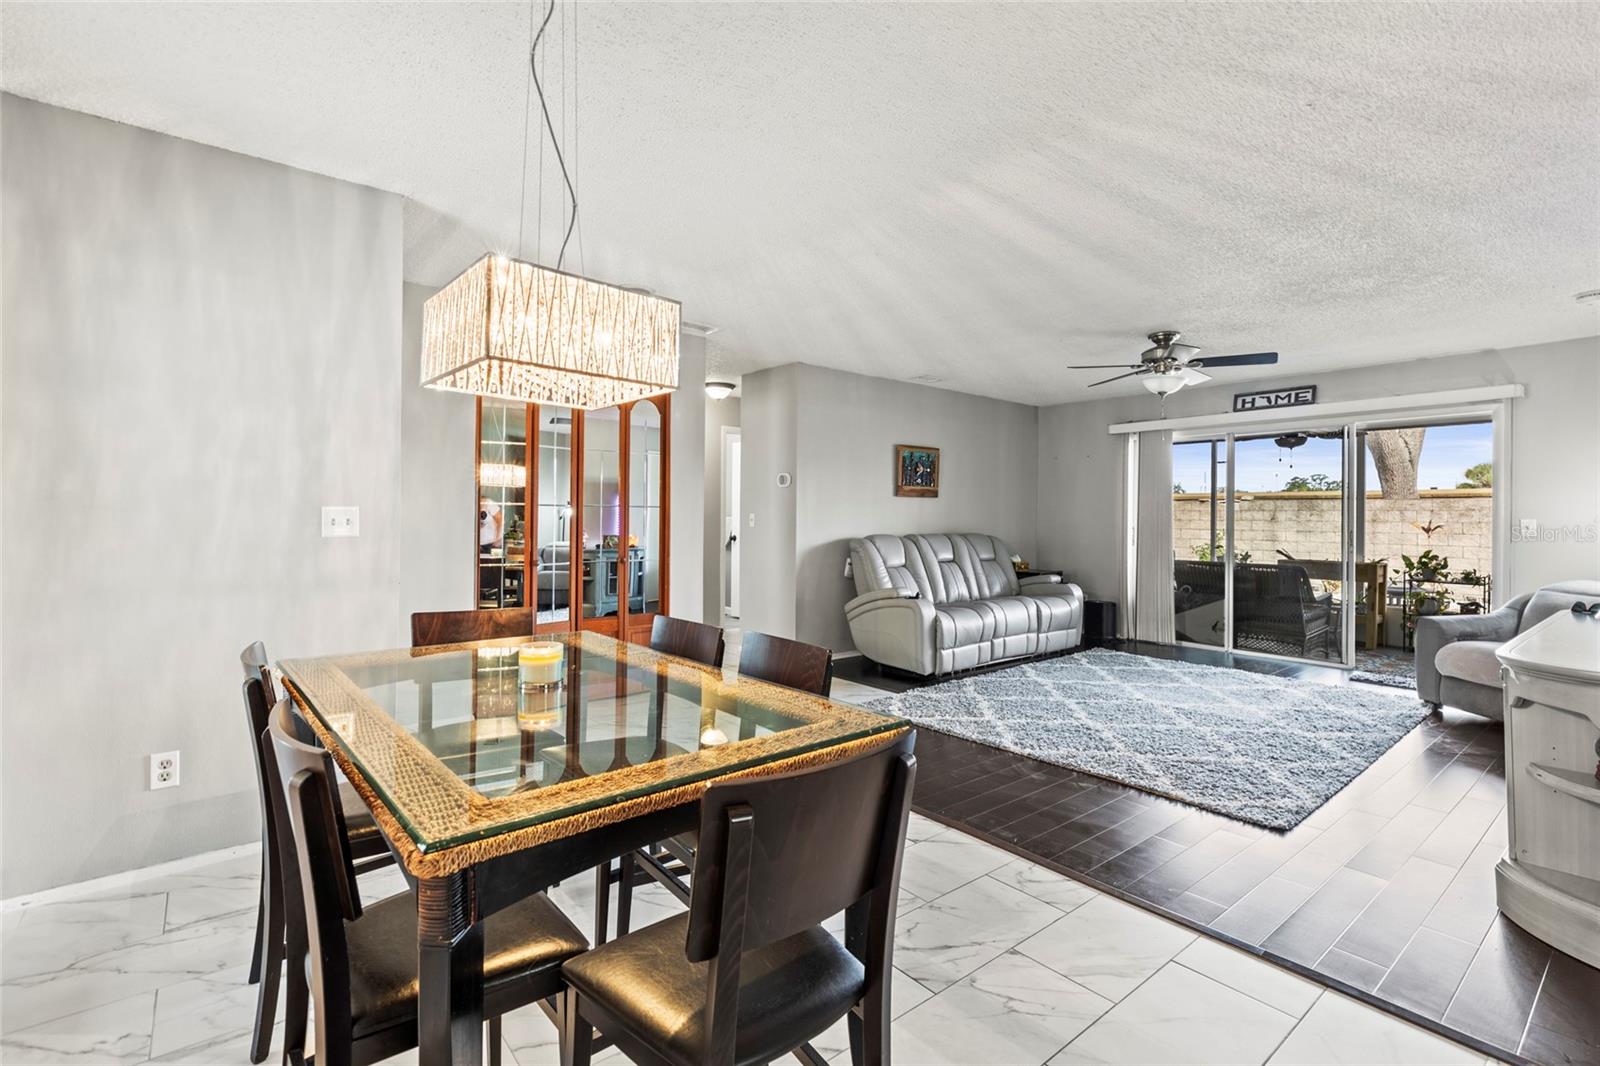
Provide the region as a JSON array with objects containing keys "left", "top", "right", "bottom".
[{"left": 283, "top": 675, "right": 910, "bottom": 881}]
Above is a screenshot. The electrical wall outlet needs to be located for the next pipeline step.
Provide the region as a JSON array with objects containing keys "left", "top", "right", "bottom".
[
  {"left": 150, "top": 751, "right": 180, "bottom": 790},
  {"left": 1518, "top": 518, "right": 1539, "bottom": 539},
  {"left": 321, "top": 506, "right": 360, "bottom": 538}
]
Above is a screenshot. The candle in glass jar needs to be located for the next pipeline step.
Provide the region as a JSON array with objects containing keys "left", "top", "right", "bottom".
[
  {"left": 519, "top": 642, "right": 563, "bottom": 687},
  {"left": 518, "top": 682, "right": 561, "bottom": 728}
]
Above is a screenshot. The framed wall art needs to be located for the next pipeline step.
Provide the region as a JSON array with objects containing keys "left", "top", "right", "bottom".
[{"left": 894, "top": 444, "right": 940, "bottom": 498}]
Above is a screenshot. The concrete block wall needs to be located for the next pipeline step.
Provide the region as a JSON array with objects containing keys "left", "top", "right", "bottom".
[{"left": 1172, "top": 490, "right": 1493, "bottom": 583}]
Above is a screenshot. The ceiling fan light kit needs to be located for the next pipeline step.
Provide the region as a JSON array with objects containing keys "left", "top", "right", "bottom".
[
  {"left": 1072, "top": 330, "right": 1280, "bottom": 409},
  {"left": 1141, "top": 371, "right": 1186, "bottom": 396}
]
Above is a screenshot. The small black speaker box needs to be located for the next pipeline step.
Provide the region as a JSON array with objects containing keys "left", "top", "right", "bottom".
[{"left": 1083, "top": 600, "right": 1118, "bottom": 645}]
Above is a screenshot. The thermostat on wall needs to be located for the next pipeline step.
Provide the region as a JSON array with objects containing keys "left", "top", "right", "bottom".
[{"left": 776, "top": 472, "right": 792, "bottom": 488}]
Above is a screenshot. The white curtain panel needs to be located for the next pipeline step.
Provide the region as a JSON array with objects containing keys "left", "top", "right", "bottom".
[{"left": 1133, "top": 429, "right": 1175, "bottom": 643}]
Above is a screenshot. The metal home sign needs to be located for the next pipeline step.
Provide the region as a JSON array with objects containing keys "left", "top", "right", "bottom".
[{"left": 1233, "top": 385, "right": 1317, "bottom": 412}]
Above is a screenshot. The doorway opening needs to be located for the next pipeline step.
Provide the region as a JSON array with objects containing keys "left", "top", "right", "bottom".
[{"left": 722, "top": 427, "right": 742, "bottom": 621}]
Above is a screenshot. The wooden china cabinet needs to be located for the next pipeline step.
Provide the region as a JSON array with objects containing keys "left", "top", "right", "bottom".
[{"left": 476, "top": 395, "right": 670, "bottom": 646}]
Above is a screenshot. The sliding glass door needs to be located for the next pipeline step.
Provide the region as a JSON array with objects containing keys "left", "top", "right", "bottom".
[
  {"left": 1228, "top": 429, "right": 1351, "bottom": 663},
  {"left": 1172, "top": 425, "right": 1357, "bottom": 666},
  {"left": 1172, "top": 438, "right": 1227, "bottom": 648}
]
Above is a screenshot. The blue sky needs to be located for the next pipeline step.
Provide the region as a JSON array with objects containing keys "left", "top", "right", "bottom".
[{"left": 1173, "top": 422, "right": 1493, "bottom": 494}]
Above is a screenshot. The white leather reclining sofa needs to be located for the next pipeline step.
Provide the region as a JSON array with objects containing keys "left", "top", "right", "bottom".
[{"left": 845, "top": 533, "right": 1084, "bottom": 676}]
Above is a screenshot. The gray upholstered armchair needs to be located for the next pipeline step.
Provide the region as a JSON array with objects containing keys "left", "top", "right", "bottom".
[{"left": 1415, "top": 580, "right": 1600, "bottom": 720}]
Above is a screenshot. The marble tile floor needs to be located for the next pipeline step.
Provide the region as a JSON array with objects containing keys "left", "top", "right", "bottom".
[
  {"left": 1, "top": 815, "right": 1493, "bottom": 1065},
  {"left": 0, "top": 632, "right": 1494, "bottom": 1064}
]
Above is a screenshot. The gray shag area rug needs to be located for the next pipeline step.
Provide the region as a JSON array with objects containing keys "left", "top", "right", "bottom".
[
  {"left": 865, "top": 648, "right": 1431, "bottom": 830},
  {"left": 1350, "top": 646, "right": 1419, "bottom": 691}
]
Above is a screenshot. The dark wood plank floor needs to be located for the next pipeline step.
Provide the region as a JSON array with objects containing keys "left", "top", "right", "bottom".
[{"left": 837, "top": 642, "right": 1600, "bottom": 1066}]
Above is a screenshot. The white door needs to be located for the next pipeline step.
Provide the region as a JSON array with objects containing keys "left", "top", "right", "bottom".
[{"left": 724, "top": 430, "right": 742, "bottom": 619}]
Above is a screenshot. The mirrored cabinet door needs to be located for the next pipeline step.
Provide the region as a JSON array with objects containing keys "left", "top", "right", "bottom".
[
  {"left": 581, "top": 406, "right": 623, "bottom": 628},
  {"left": 475, "top": 395, "right": 670, "bottom": 642},
  {"left": 477, "top": 401, "right": 529, "bottom": 609},
  {"left": 534, "top": 406, "right": 574, "bottom": 630},
  {"left": 627, "top": 399, "right": 665, "bottom": 640}
]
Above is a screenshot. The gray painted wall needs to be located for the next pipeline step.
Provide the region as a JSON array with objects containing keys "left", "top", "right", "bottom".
[
  {"left": 669, "top": 334, "right": 707, "bottom": 626},
  {"left": 1, "top": 95, "right": 404, "bottom": 896},
  {"left": 703, "top": 397, "right": 741, "bottom": 624},
  {"left": 400, "top": 282, "right": 474, "bottom": 625},
  {"left": 739, "top": 364, "right": 1040, "bottom": 649},
  {"left": 795, "top": 366, "right": 1040, "bottom": 650},
  {"left": 737, "top": 365, "right": 800, "bottom": 639},
  {"left": 1036, "top": 336, "right": 1600, "bottom": 620}
]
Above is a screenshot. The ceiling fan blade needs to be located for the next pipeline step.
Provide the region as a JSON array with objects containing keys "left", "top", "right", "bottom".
[
  {"left": 1179, "top": 367, "right": 1211, "bottom": 386},
  {"left": 1069, "top": 363, "right": 1145, "bottom": 370},
  {"left": 1088, "top": 369, "right": 1146, "bottom": 388},
  {"left": 1194, "top": 352, "right": 1278, "bottom": 368}
]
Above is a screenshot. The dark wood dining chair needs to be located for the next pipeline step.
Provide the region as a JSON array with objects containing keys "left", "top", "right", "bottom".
[
  {"left": 593, "top": 615, "right": 728, "bottom": 942},
  {"left": 623, "top": 630, "right": 839, "bottom": 917},
  {"left": 736, "top": 631, "right": 834, "bottom": 697},
  {"left": 239, "top": 644, "right": 396, "bottom": 1064},
  {"left": 562, "top": 729, "right": 916, "bottom": 1066},
  {"left": 648, "top": 615, "right": 726, "bottom": 668},
  {"left": 267, "top": 699, "right": 588, "bottom": 1066},
  {"left": 411, "top": 605, "right": 534, "bottom": 648}
]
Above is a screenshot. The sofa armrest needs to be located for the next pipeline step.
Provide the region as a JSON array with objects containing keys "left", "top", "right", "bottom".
[
  {"left": 1018, "top": 573, "right": 1062, "bottom": 589},
  {"left": 1414, "top": 604, "right": 1522, "bottom": 704},
  {"left": 1024, "top": 579, "right": 1084, "bottom": 603},
  {"left": 845, "top": 589, "right": 935, "bottom": 675},
  {"left": 846, "top": 587, "right": 919, "bottom": 612}
]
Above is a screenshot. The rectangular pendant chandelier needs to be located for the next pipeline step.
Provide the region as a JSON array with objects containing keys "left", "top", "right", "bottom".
[{"left": 421, "top": 254, "right": 680, "bottom": 410}]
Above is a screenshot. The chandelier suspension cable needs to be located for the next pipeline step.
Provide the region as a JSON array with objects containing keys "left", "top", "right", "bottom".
[
  {"left": 573, "top": 0, "right": 586, "bottom": 274},
  {"left": 536, "top": 0, "right": 544, "bottom": 263},
  {"left": 420, "top": 0, "right": 679, "bottom": 411},
  {"left": 515, "top": 2, "right": 535, "bottom": 261},
  {"left": 530, "top": 0, "right": 578, "bottom": 270},
  {"left": 560, "top": 0, "right": 566, "bottom": 252}
]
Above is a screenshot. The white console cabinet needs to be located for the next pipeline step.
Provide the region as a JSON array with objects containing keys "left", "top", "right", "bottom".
[{"left": 1495, "top": 609, "right": 1600, "bottom": 968}]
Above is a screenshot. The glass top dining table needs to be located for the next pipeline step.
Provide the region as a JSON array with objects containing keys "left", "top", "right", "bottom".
[{"left": 278, "top": 630, "right": 903, "bottom": 865}]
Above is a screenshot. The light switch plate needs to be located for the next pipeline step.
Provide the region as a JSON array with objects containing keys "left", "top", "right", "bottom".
[
  {"left": 322, "top": 506, "right": 360, "bottom": 538},
  {"left": 1518, "top": 518, "right": 1538, "bottom": 538}
]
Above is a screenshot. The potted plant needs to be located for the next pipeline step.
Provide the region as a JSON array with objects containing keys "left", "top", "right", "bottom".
[
  {"left": 1459, "top": 600, "right": 1485, "bottom": 615},
  {"left": 1408, "top": 586, "right": 1452, "bottom": 621},
  {"left": 1402, "top": 549, "right": 1450, "bottom": 583},
  {"left": 1458, "top": 568, "right": 1486, "bottom": 587},
  {"left": 1193, "top": 537, "right": 1251, "bottom": 564}
]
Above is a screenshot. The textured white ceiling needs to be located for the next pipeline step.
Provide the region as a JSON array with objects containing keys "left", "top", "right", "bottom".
[{"left": 5, "top": 2, "right": 1598, "bottom": 404}]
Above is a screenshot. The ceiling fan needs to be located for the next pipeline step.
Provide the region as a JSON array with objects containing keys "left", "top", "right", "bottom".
[{"left": 1071, "top": 331, "right": 1279, "bottom": 397}]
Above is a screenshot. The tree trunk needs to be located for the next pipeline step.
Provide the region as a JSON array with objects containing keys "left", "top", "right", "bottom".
[{"left": 1367, "top": 427, "right": 1425, "bottom": 499}]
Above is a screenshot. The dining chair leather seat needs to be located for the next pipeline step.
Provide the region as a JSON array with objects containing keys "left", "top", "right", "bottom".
[
  {"left": 343, "top": 890, "right": 588, "bottom": 1039},
  {"left": 562, "top": 913, "right": 864, "bottom": 1066}
]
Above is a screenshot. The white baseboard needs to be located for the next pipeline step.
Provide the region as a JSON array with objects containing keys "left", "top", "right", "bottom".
[{"left": 2, "top": 841, "right": 261, "bottom": 912}]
